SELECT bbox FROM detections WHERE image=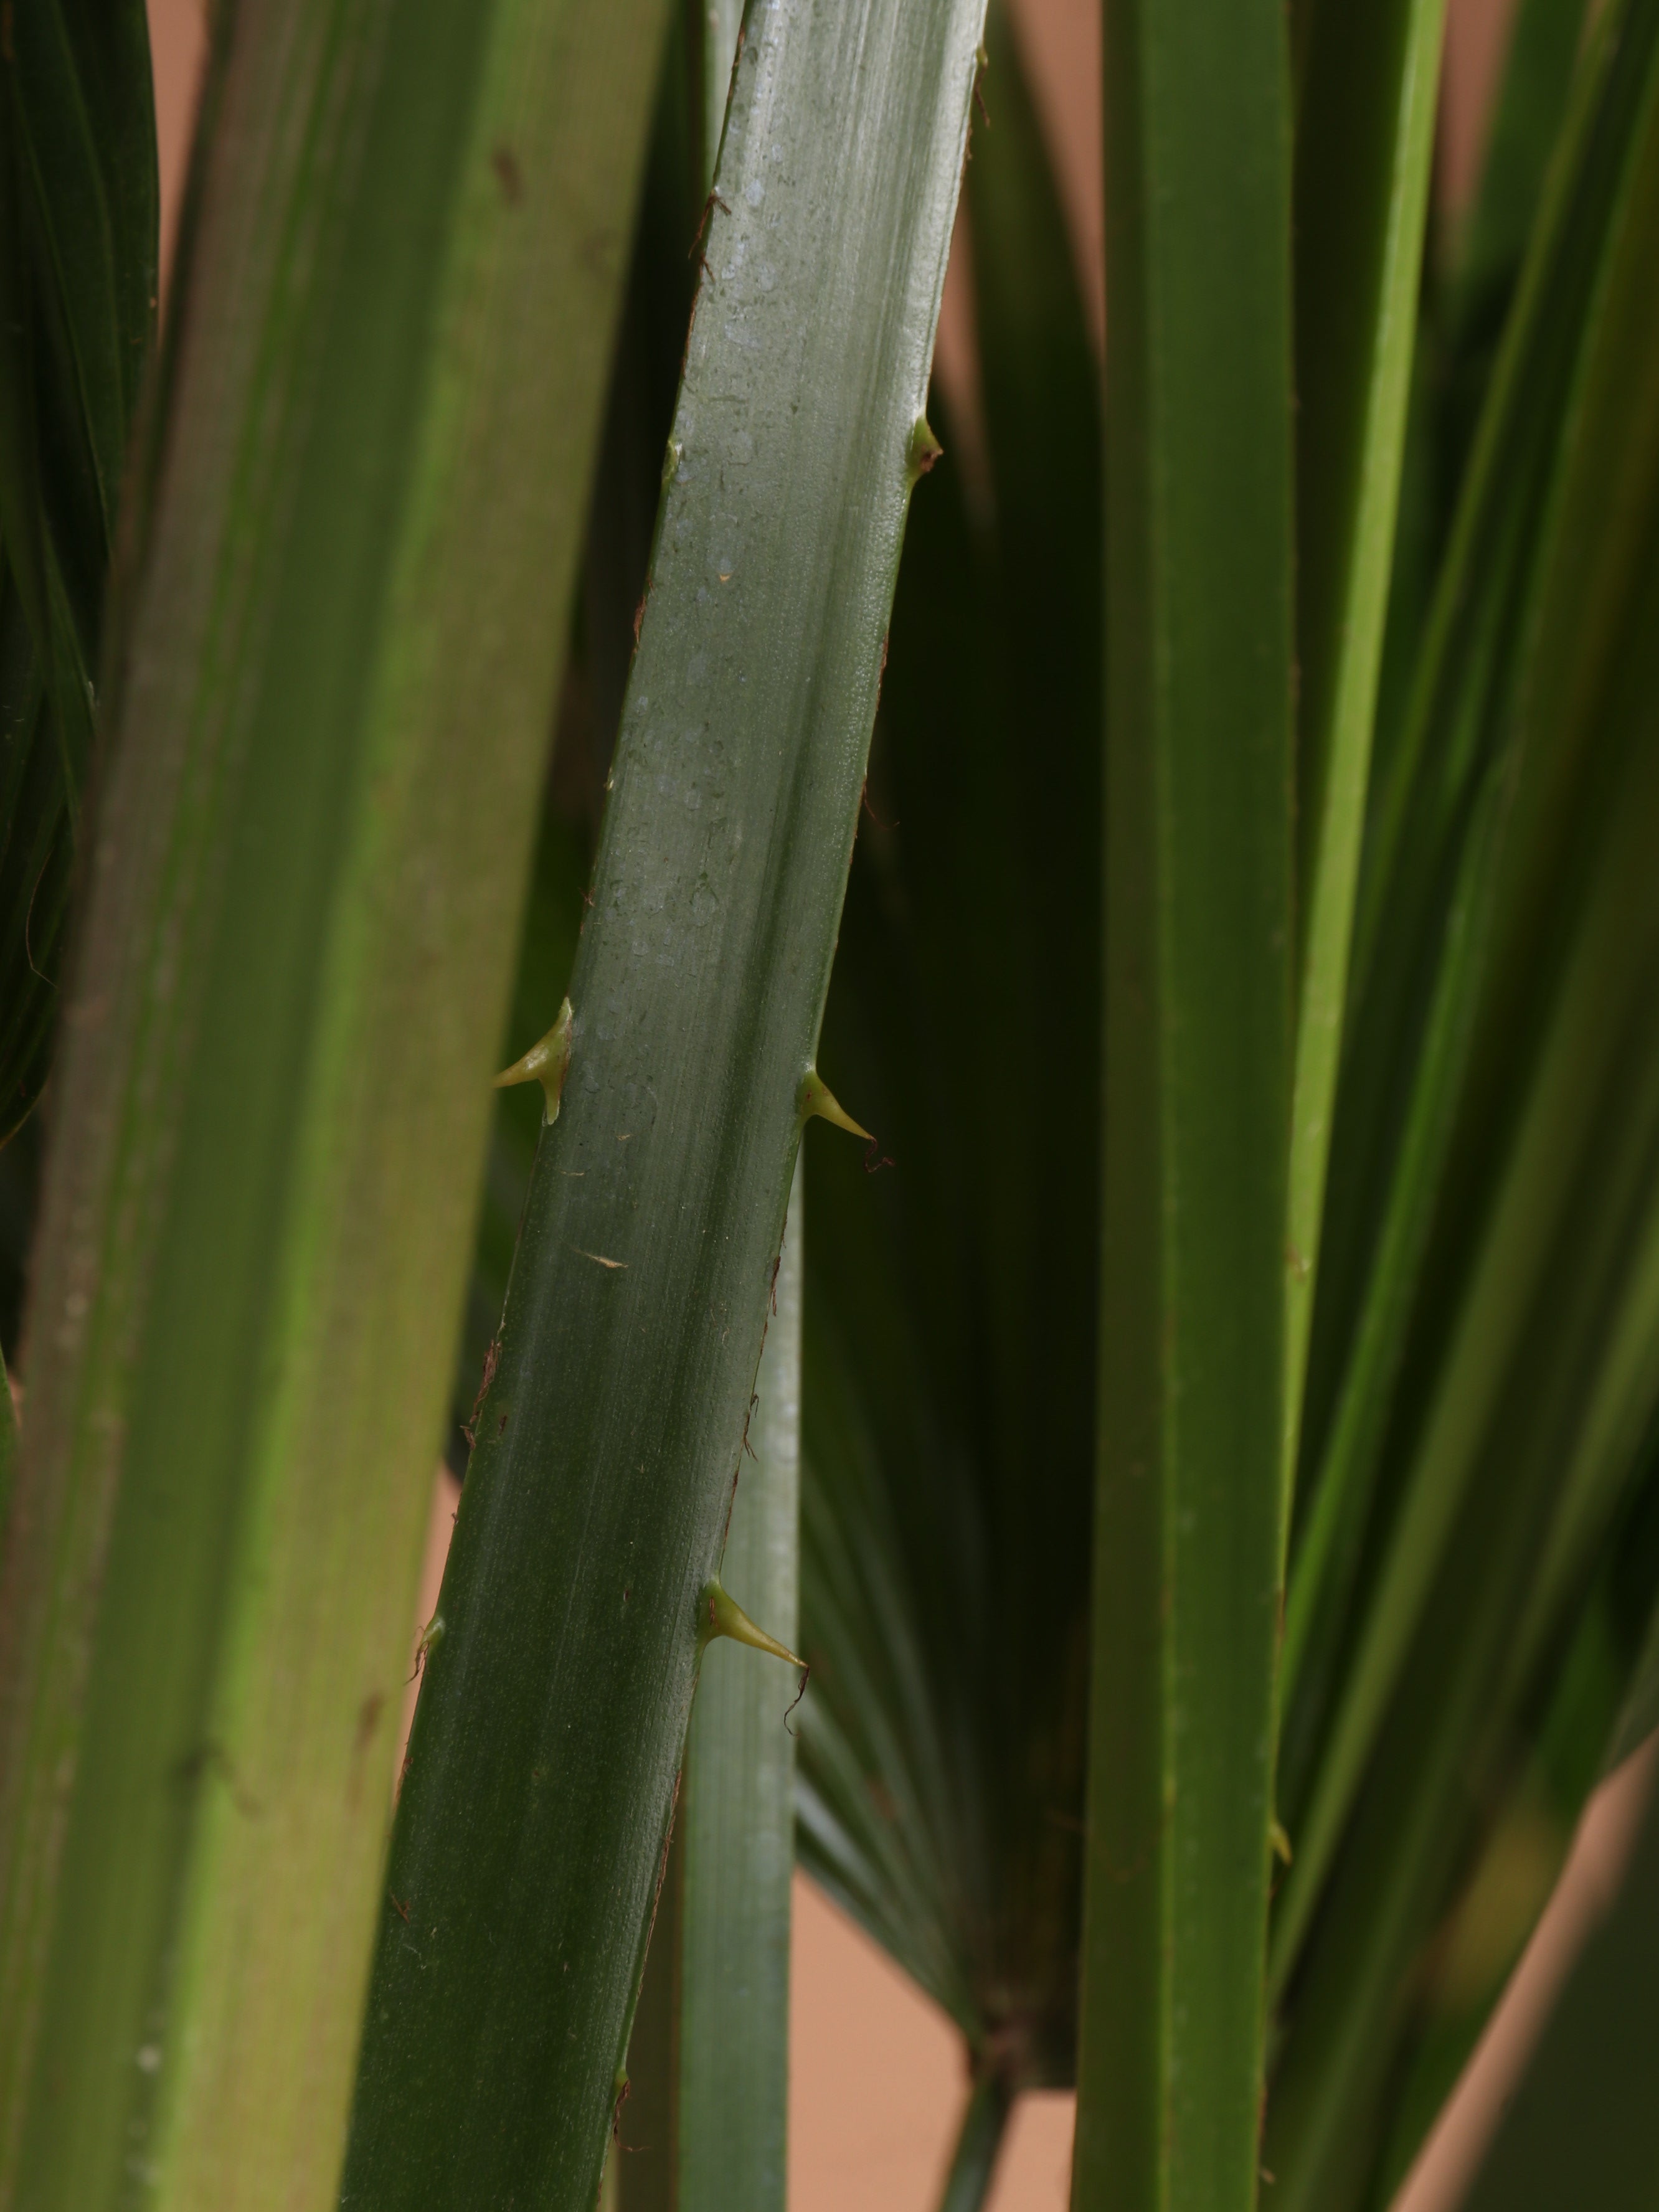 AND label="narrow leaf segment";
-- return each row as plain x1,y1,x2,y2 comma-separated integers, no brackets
1073,0,1293,2206
661,24,803,2210
1282,0,1447,1505
676,1160,804,2212
341,1,986,2205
